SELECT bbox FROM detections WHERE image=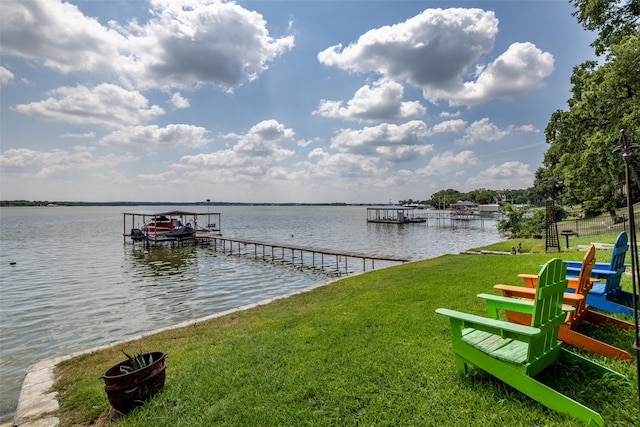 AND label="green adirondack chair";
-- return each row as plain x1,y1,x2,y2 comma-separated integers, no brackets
436,259,623,426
